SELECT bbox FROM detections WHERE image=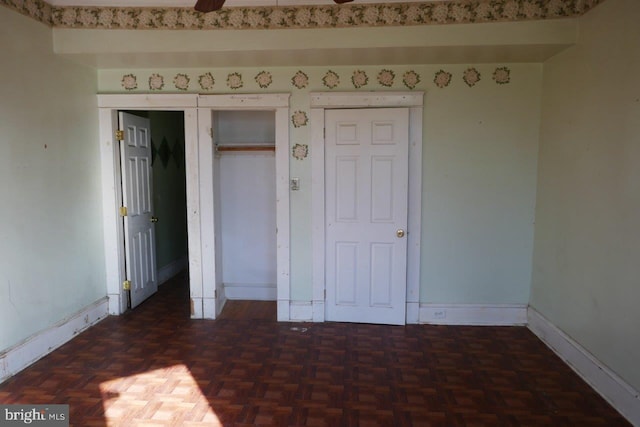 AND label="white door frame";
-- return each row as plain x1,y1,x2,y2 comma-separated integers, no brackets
310,91,424,324
97,93,291,320
196,94,291,320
